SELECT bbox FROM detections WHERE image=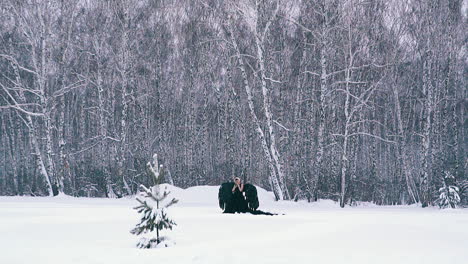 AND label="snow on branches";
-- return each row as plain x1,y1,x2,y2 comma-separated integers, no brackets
130,154,178,248
436,172,460,209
